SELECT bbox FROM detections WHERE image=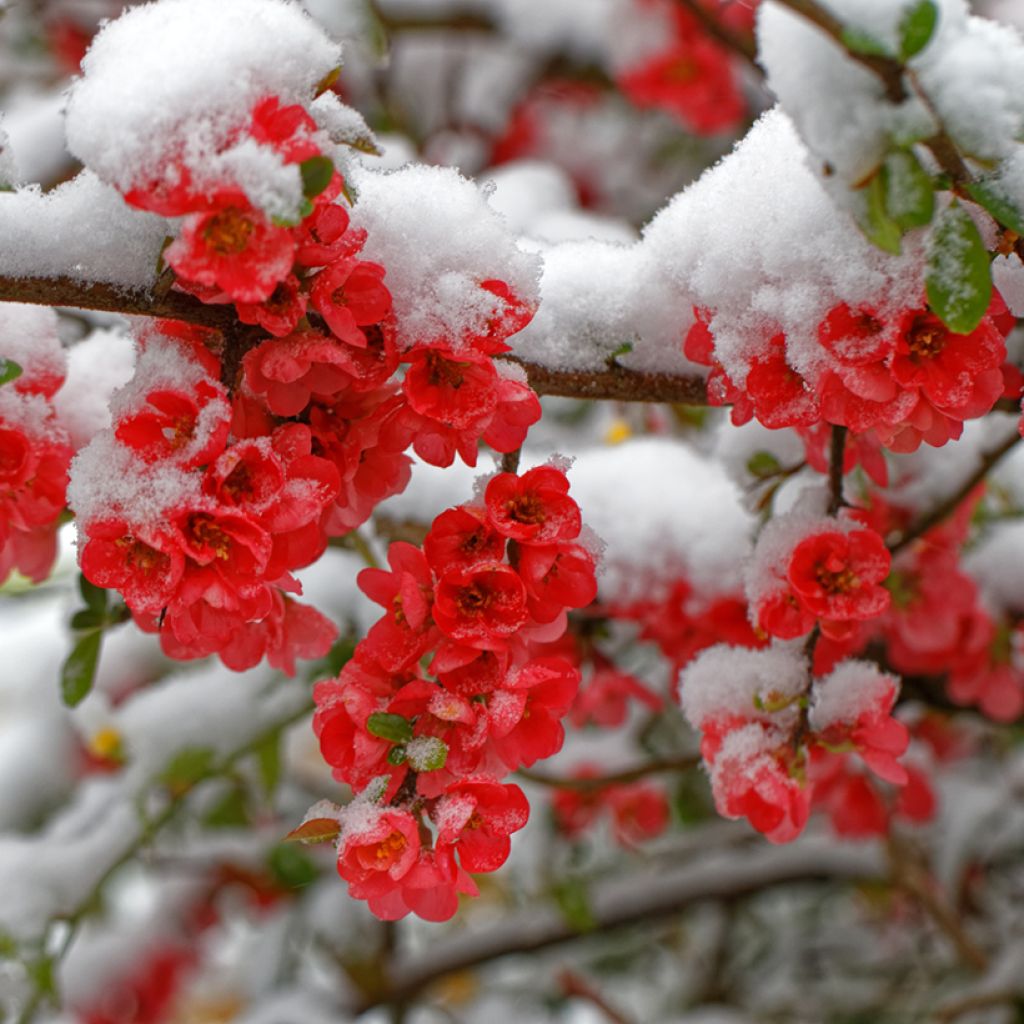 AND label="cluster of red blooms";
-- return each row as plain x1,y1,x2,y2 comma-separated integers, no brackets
683,650,917,843
747,511,892,643
843,492,1024,722
686,293,1018,461
311,464,599,920
74,92,540,672
614,0,752,135
551,764,669,847
0,329,73,589
75,326,339,673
